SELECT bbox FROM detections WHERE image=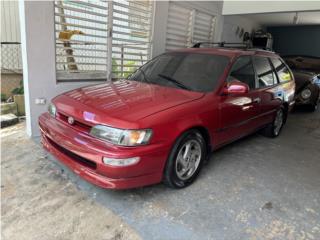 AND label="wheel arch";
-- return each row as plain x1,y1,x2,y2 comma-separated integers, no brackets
169,125,212,157
162,125,212,188
189,126,212,154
